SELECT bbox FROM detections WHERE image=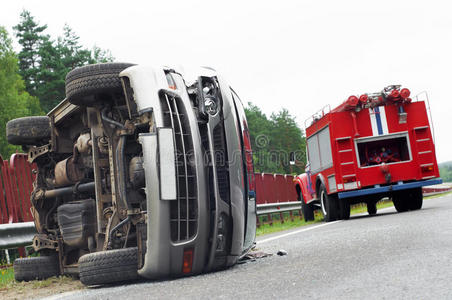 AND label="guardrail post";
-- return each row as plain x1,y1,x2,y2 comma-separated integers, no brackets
273,174,283,223
4,249,10,264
